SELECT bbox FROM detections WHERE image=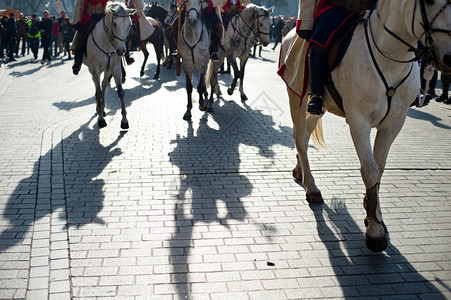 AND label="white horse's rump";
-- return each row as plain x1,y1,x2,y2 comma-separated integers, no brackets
84,2,135,129
279,0,450,252
207,4,273,101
